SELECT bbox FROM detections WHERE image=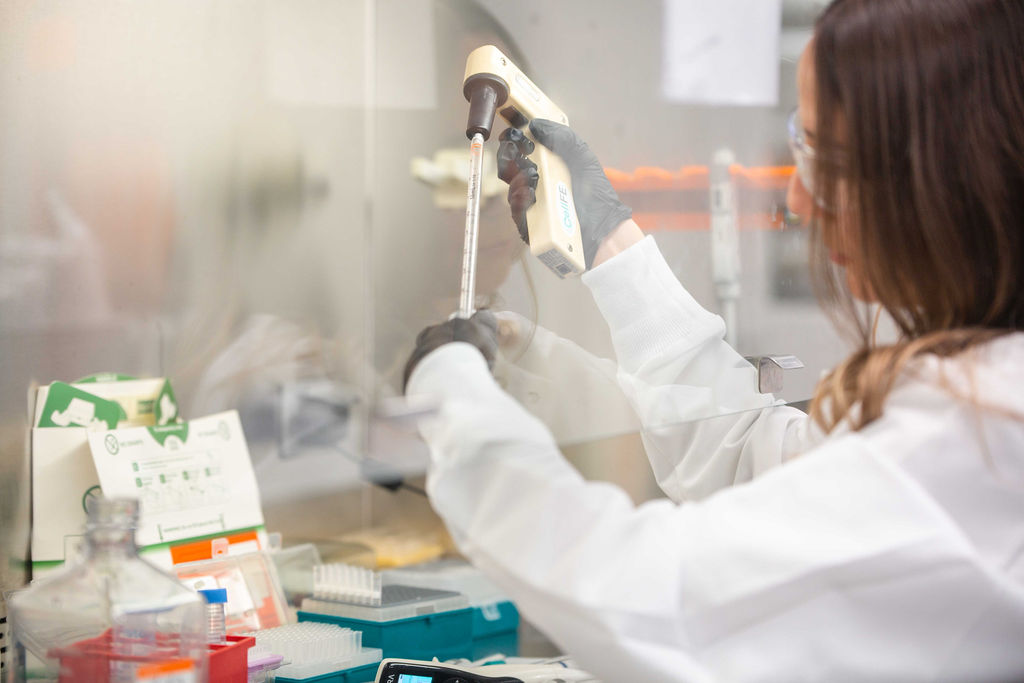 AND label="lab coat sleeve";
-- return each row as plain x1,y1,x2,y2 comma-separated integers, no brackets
582,236,822,501
407,343,988,683
408,342,713,681
493,311,640,444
